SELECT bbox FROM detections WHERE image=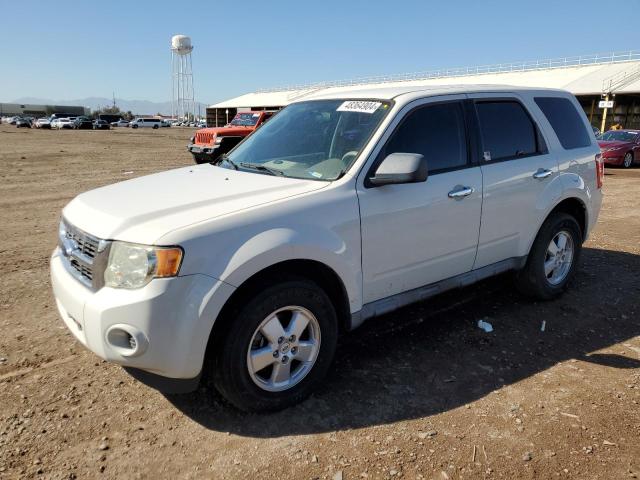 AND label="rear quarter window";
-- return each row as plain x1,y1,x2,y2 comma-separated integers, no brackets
534,97,591,149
